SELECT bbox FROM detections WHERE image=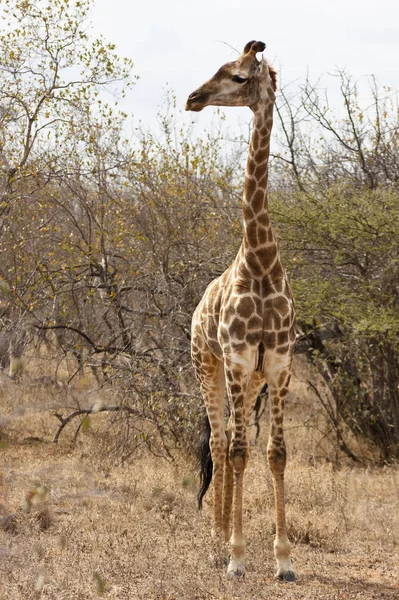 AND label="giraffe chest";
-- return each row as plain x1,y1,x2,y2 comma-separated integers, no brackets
227,271,294,335
194,271,295,362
